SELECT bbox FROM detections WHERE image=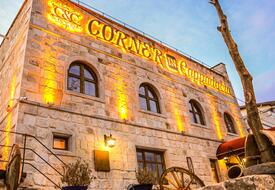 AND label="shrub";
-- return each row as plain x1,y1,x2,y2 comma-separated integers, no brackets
61,159,95,186
136,169,156,184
